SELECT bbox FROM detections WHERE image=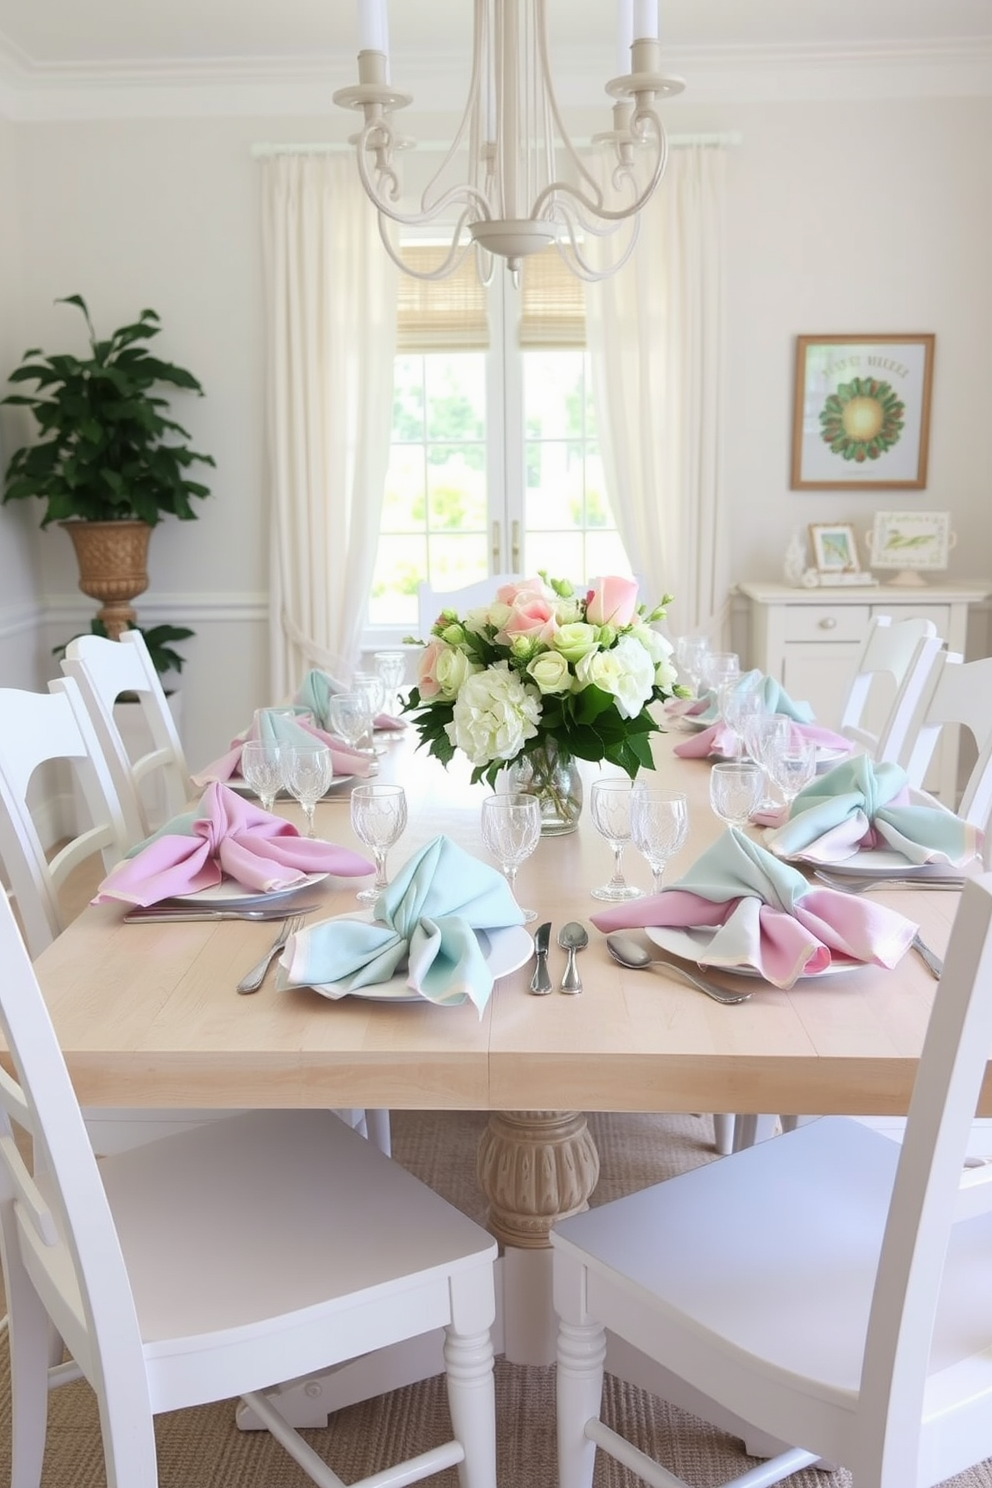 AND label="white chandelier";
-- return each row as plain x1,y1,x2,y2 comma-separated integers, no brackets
333,0,684,282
